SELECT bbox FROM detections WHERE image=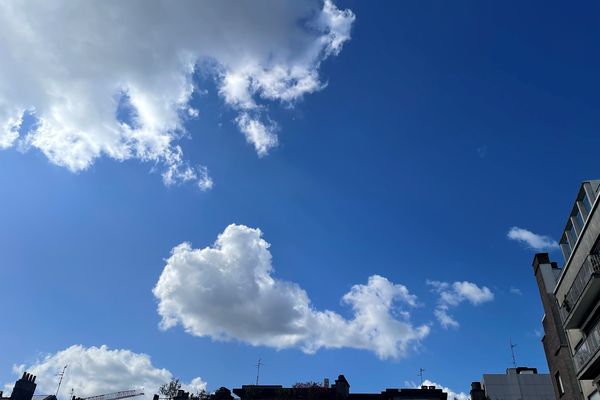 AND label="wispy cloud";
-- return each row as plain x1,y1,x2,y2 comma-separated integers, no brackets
427,280,494,329
507,227,559,251
509,286,523,296
476,146,487,158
